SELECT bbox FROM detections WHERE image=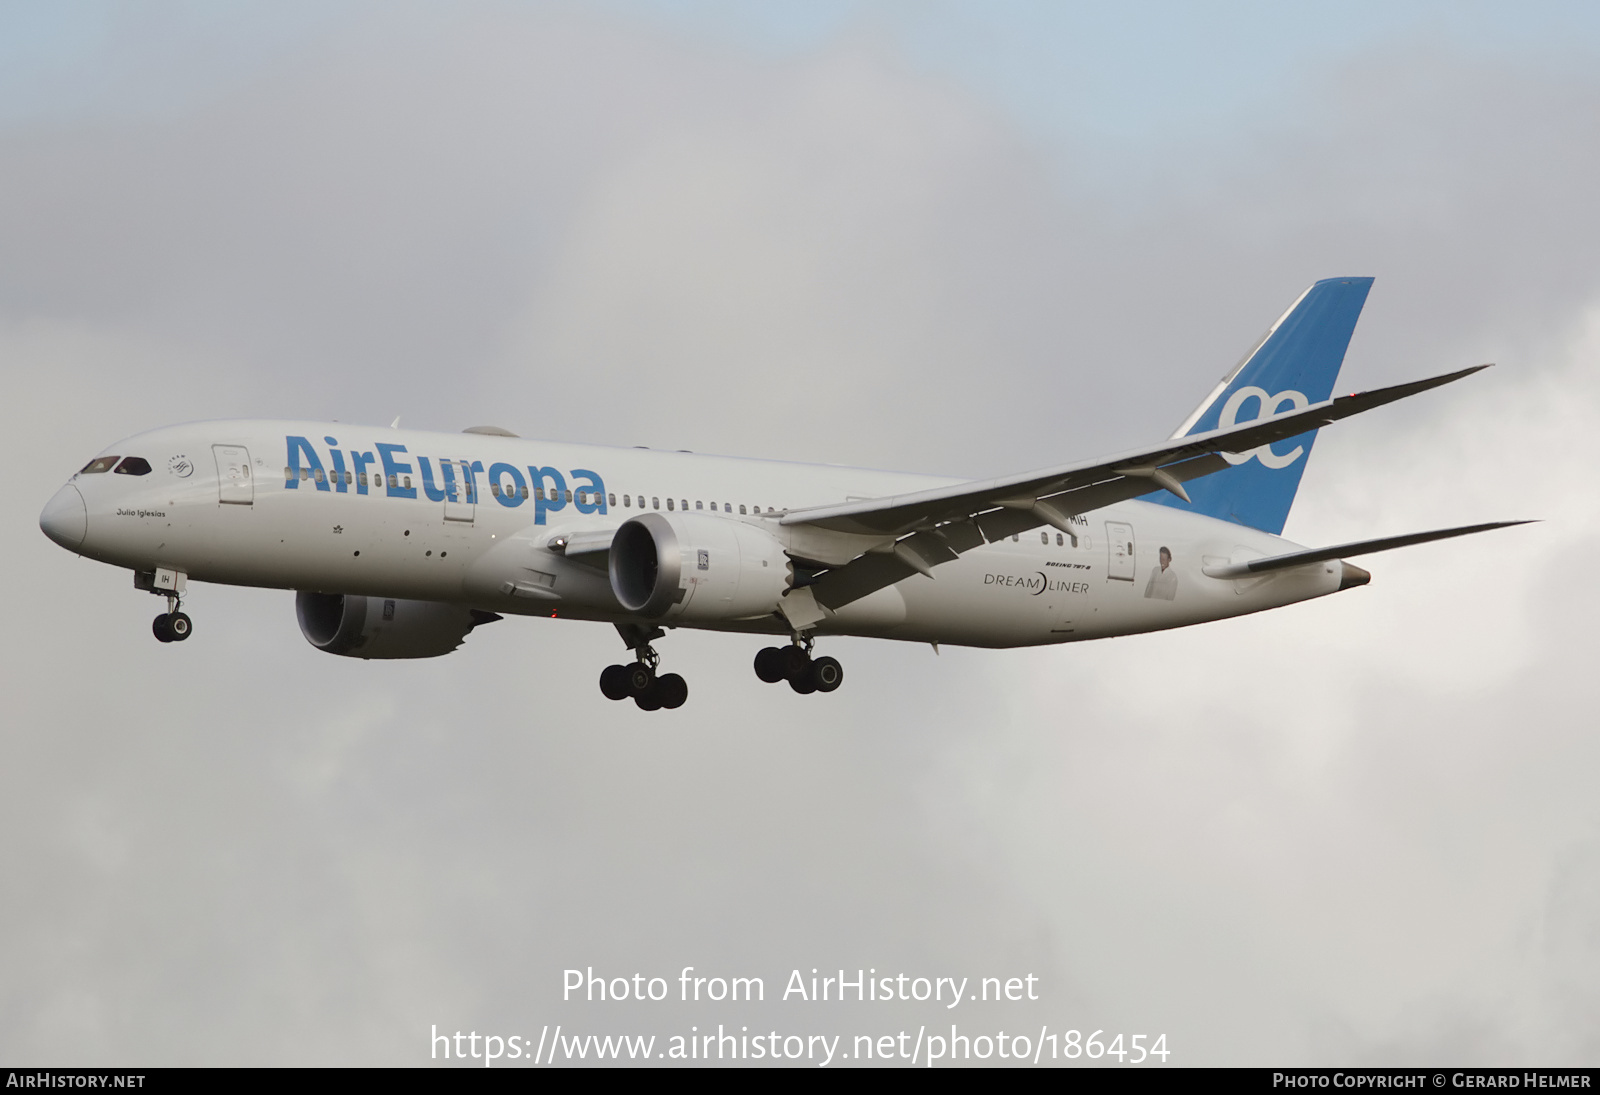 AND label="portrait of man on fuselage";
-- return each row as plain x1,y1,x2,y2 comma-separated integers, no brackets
1145,546,1177,601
